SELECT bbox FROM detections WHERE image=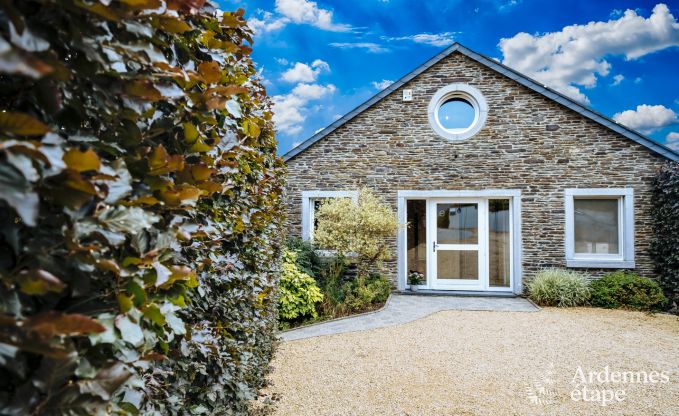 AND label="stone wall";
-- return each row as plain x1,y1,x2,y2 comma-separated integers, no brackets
283,51,667,287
